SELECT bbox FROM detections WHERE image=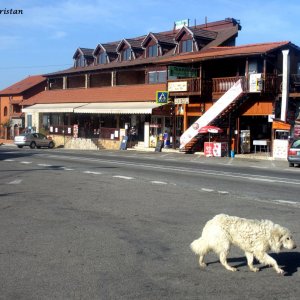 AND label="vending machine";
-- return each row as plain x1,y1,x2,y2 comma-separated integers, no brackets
240,130,251,153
